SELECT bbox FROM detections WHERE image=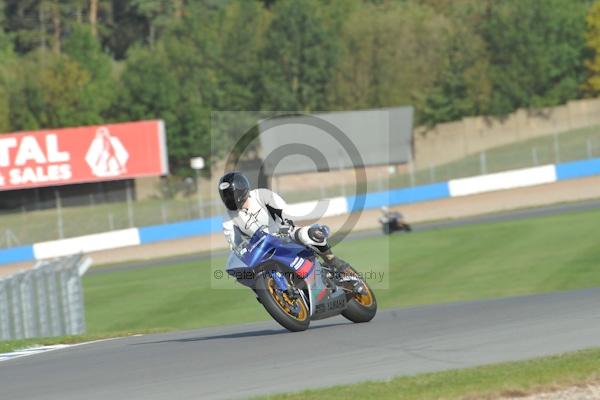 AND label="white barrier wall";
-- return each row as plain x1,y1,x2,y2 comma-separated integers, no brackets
285,196,348,220
33,229,140,260
448,165,557,197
